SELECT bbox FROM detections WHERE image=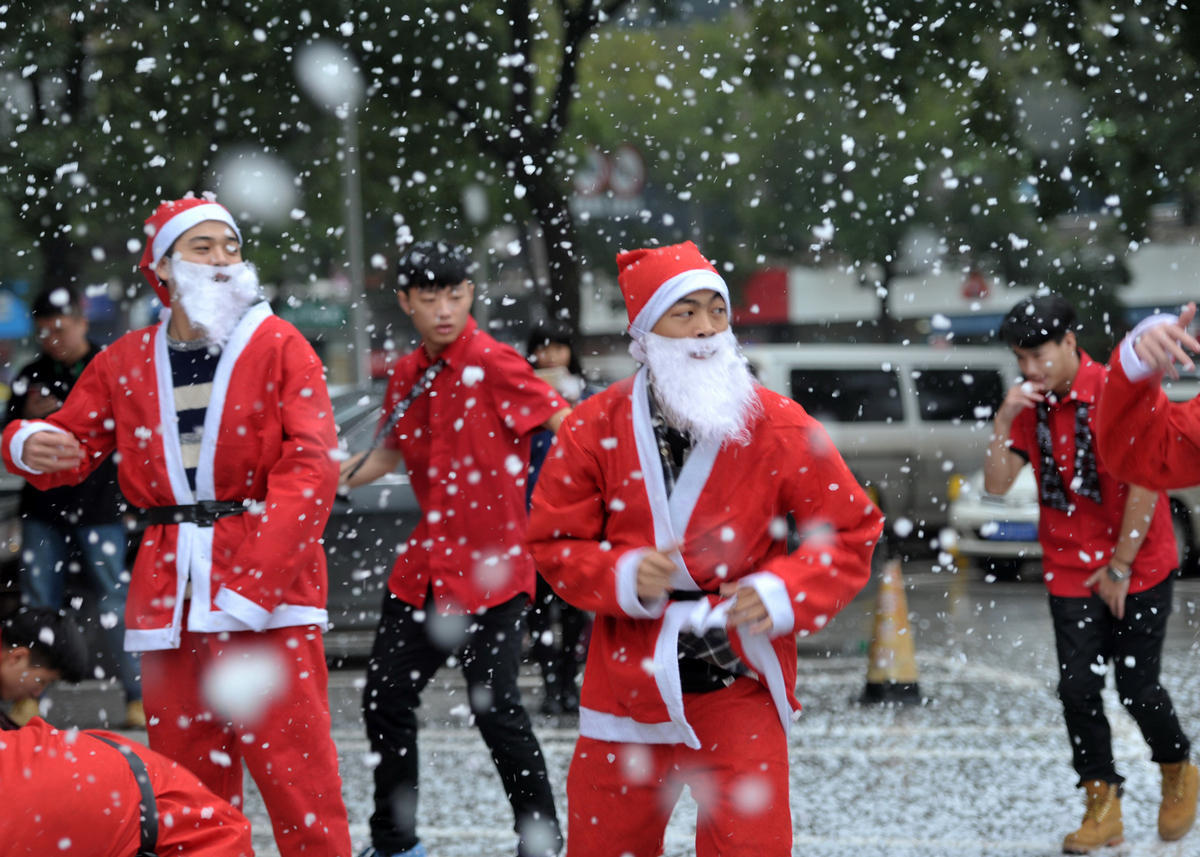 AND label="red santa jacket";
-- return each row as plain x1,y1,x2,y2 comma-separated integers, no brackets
527,370,882,747
1097,346,1200,490
2,303,338,650
0,717,252,856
